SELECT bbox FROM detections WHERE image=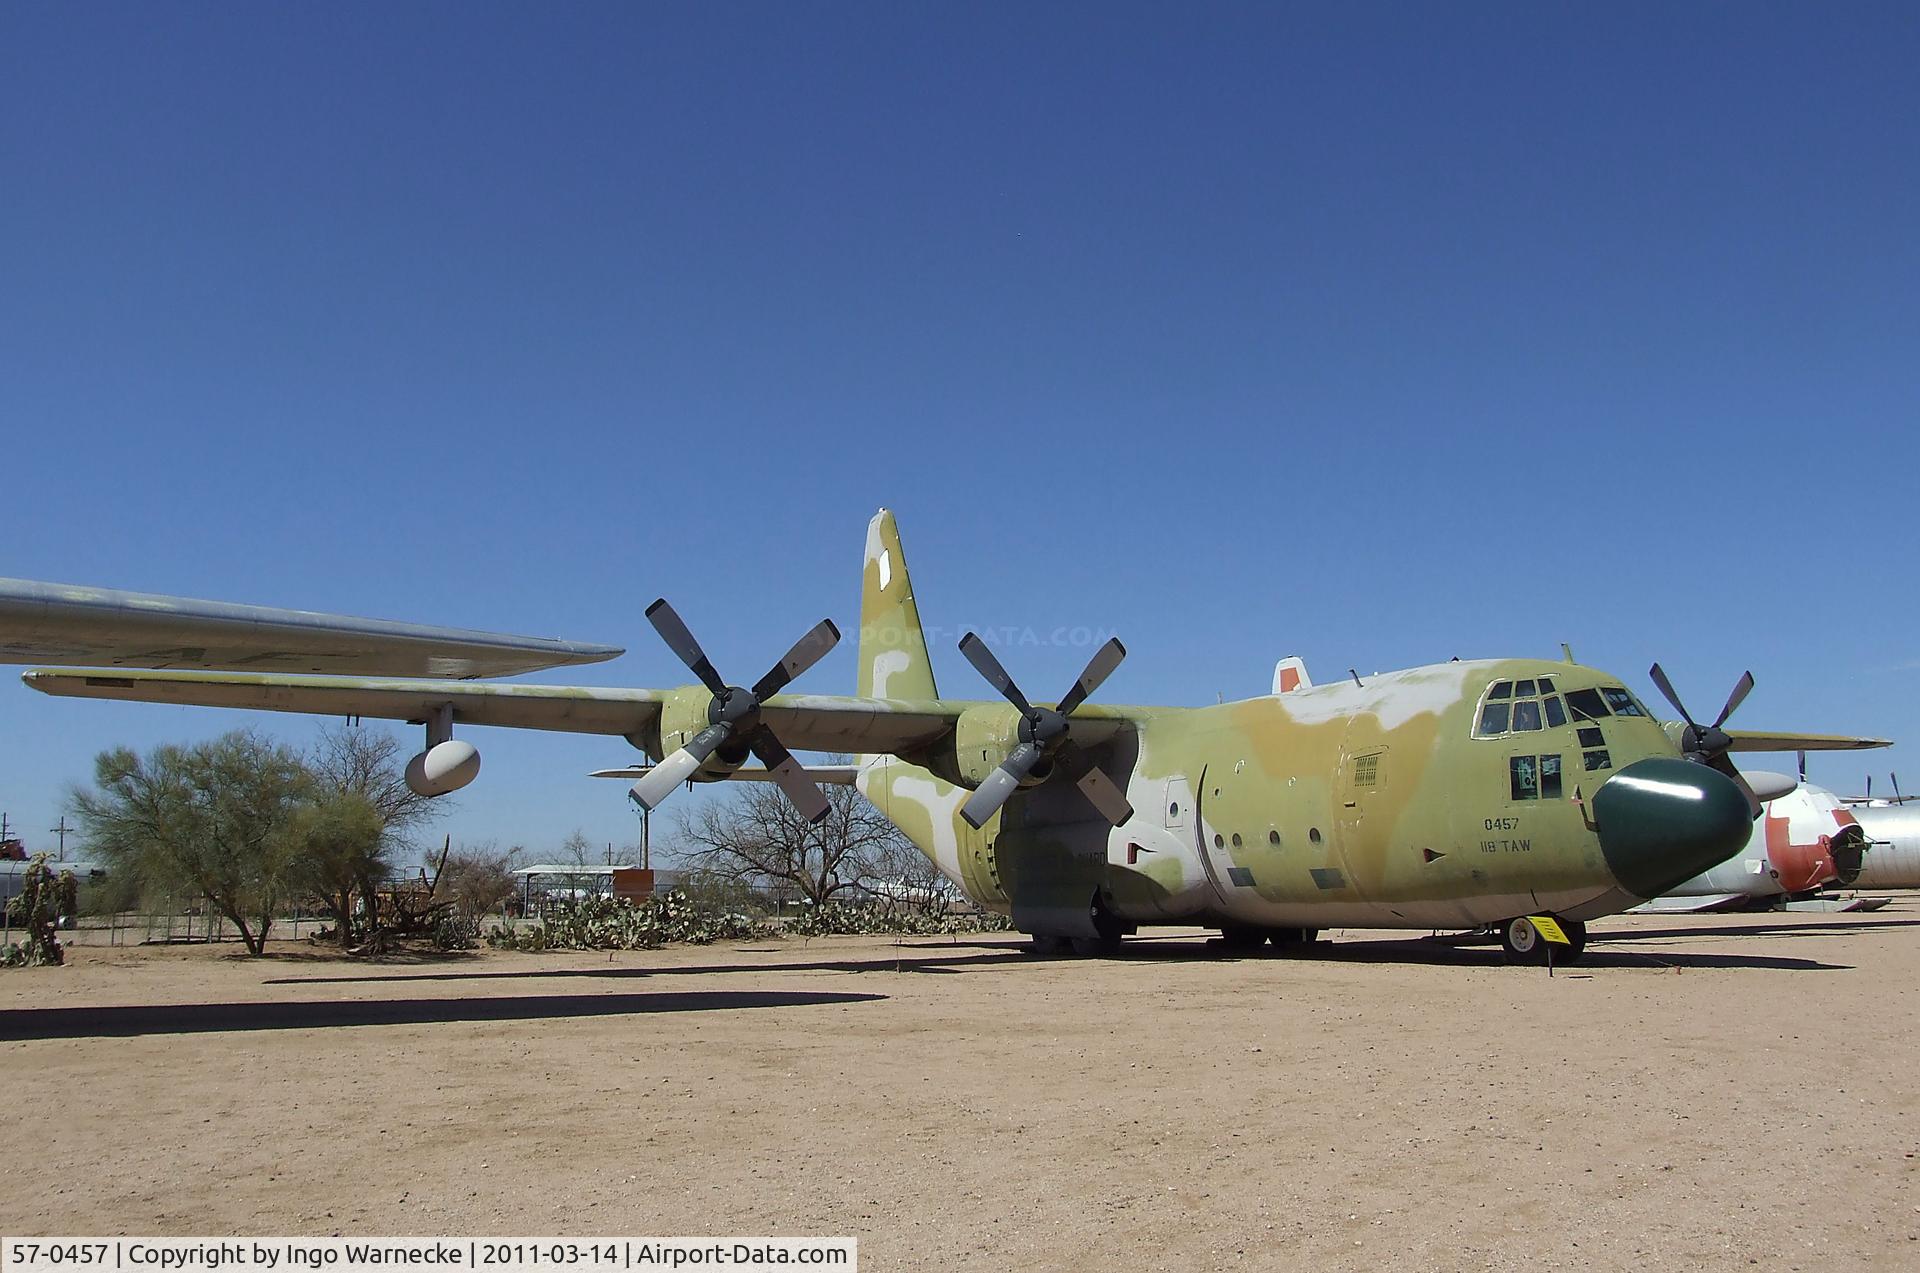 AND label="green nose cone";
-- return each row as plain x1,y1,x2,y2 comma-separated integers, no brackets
1592,757,1754,900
